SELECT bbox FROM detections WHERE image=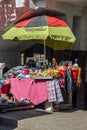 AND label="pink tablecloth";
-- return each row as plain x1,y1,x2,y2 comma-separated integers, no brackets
10,78,48,105
29,80,48,105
